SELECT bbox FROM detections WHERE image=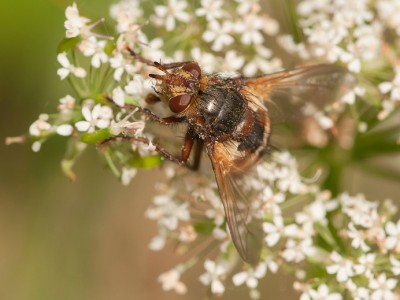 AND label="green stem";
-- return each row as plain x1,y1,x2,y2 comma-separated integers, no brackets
104,150,121,178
